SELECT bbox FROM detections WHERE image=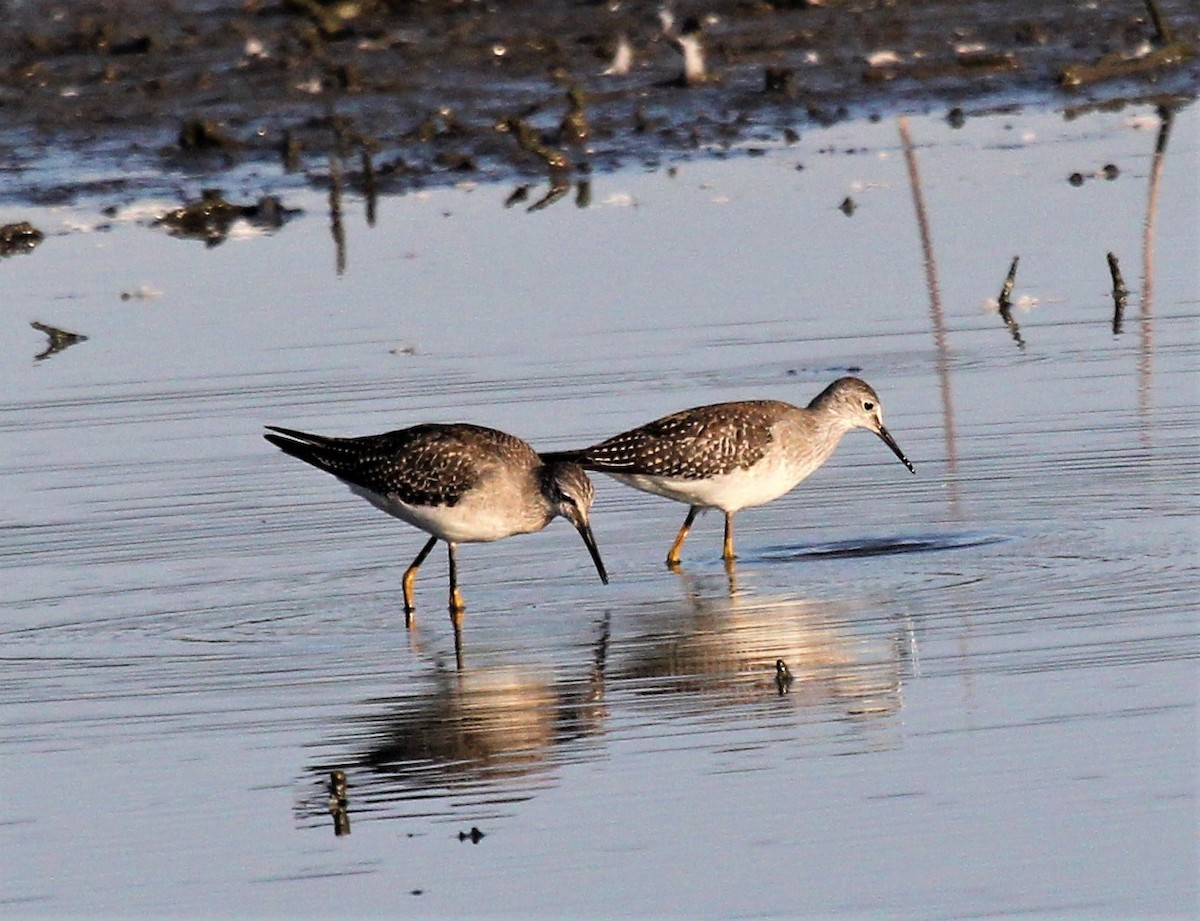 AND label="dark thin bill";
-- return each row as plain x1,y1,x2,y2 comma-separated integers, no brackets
876,424,916,474
576,521,609,584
